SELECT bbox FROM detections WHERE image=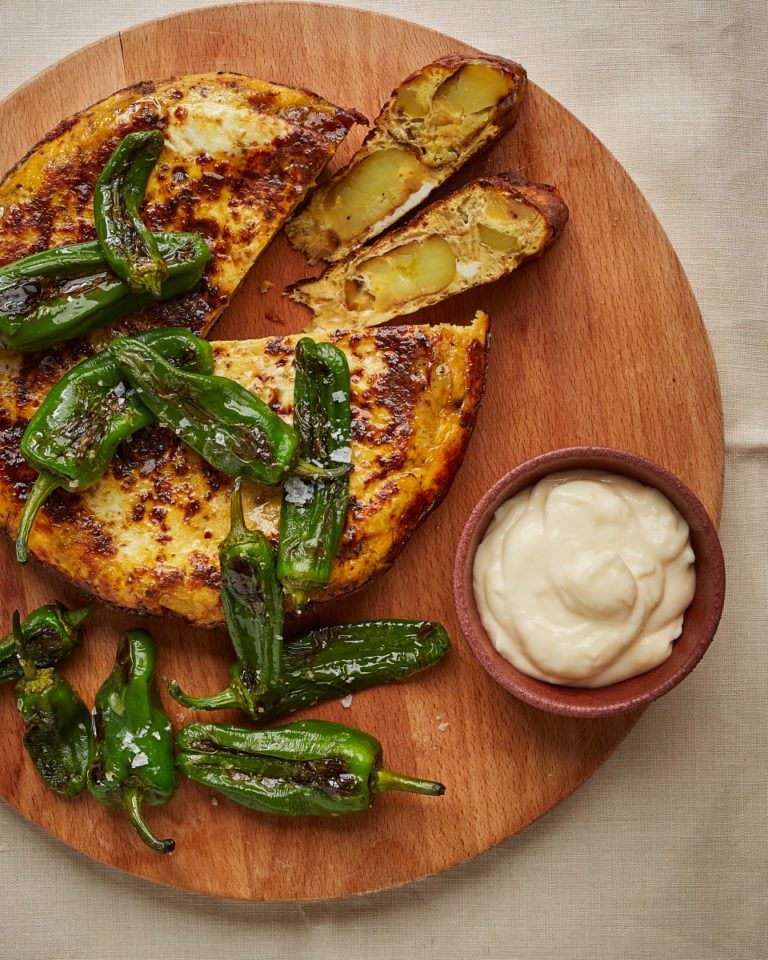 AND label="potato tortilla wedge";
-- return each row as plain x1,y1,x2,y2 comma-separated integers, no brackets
289,173,568,334
285,54,527,264
0,72,362,339
0,314,489,627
